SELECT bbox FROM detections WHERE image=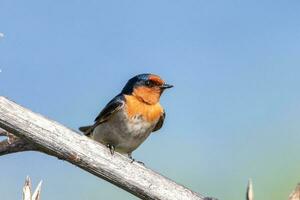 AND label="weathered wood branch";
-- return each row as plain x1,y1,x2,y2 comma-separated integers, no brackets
0,128,37,155
0,96,211,200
